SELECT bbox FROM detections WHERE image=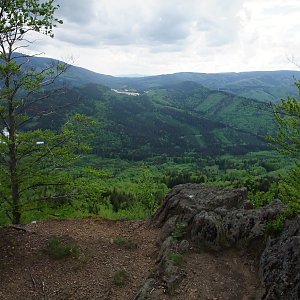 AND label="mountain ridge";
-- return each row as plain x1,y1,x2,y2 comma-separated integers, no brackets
18,54,300,103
